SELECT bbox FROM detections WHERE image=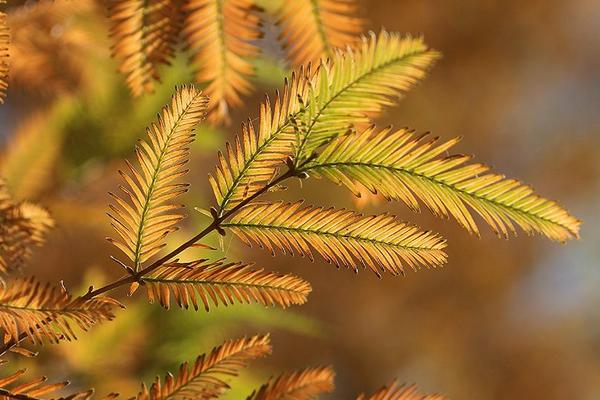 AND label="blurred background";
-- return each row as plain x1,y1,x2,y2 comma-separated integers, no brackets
1,0,599,398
